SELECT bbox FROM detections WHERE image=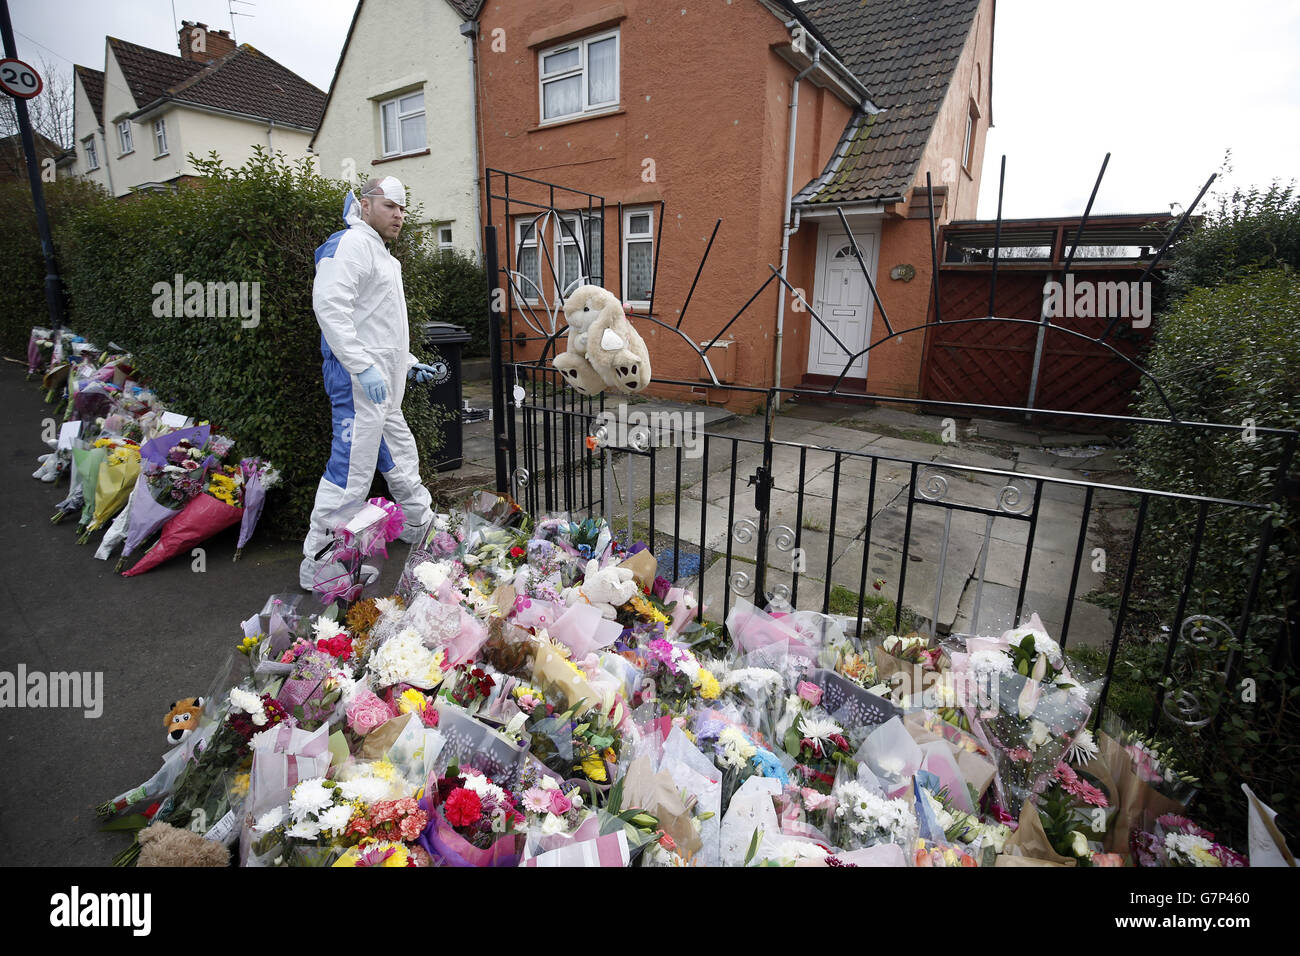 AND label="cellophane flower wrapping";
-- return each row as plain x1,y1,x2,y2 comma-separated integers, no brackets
120,492,243,576
951,619,1101,817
